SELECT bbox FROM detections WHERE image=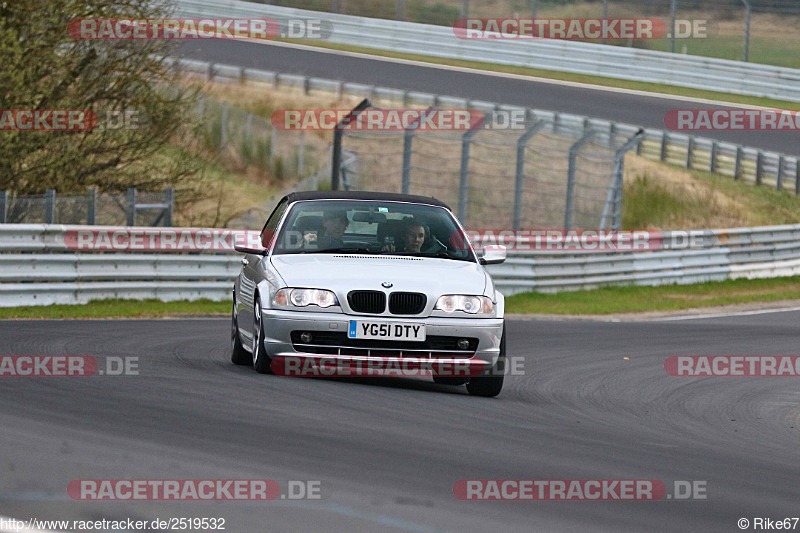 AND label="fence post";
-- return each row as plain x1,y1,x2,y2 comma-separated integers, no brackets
0,191,7,224
396,0,404,20
755,151,763,185
564,130,597,230
45,189,56,224
601,129,643,230
600,0,608,45
126,188,136,226
401,125,416,195
513,121,545,230
686,137,694,170
220,103,229,149
298,131,306,177
458,115,484,223
670,0,676,53
331,99,370,191
796,159,800,196
660,132,669,161
530,0,536,18
196,94,204,117
710,141,718,173
734,147,743,179
462,0,468,18
245,113,253,159
608,123,616,149
741,0,751,62
777,155,785,190
87,188,97,225
164,188,174,227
